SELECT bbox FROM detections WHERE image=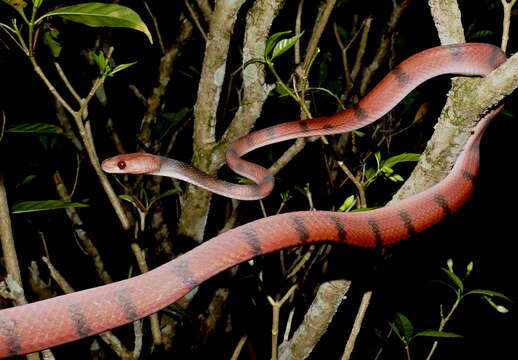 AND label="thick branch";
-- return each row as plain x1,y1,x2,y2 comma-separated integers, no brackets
221,0,286,156
192,0,246,154
178,0,284,241
427,0,465,44
278,280,351,360
393,2,518,201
